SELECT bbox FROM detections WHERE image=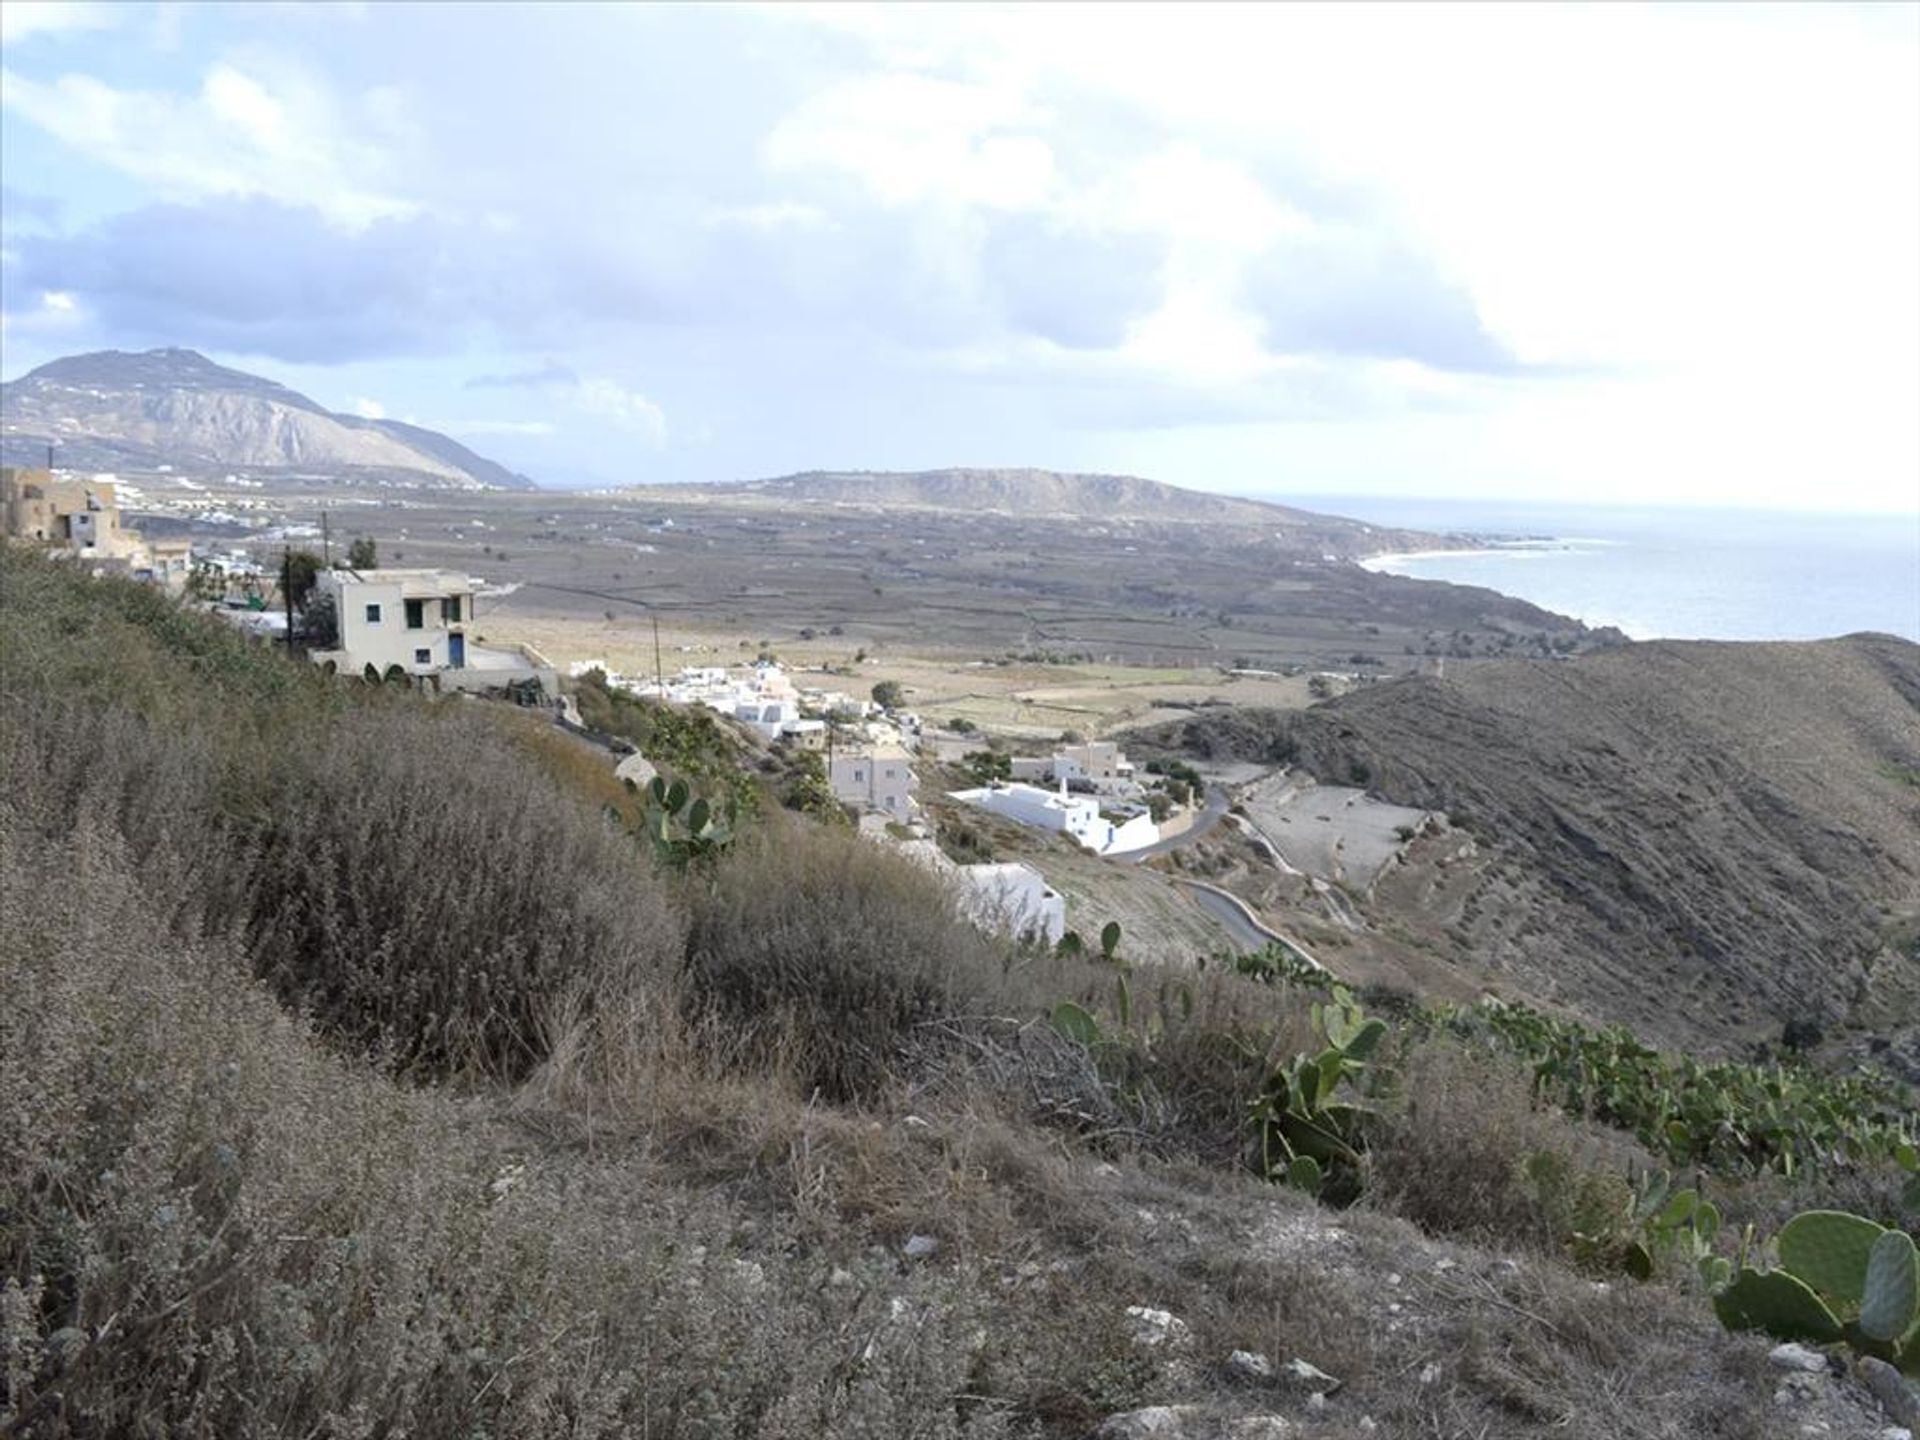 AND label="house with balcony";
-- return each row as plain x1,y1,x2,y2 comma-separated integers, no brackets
309,568,557,699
